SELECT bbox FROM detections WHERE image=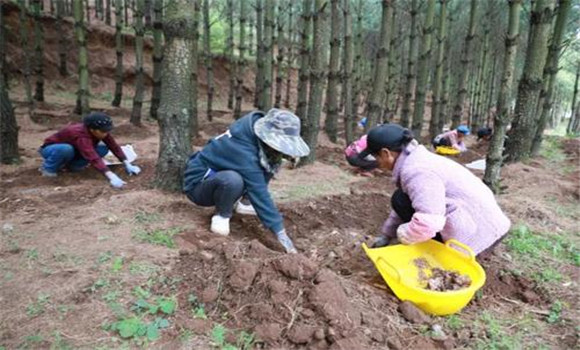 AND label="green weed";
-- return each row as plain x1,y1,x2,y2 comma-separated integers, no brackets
539,137,566,164
109,316,169,343
506,225,579,265
51,331,72,350
132,227,180,248
129,261,160,277
97,251,114,264
133,211,162,225
26,248,39,261
547,301,564,324
237,331,255,350
475,312,522,350
446,314,464,330
89,278,110,293
111,257,124,273
533,268,563,283
26,294,51,317
188,294,207,319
